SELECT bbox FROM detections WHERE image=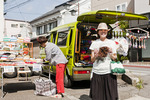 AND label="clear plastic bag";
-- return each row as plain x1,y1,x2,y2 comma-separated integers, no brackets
114,38,129,56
